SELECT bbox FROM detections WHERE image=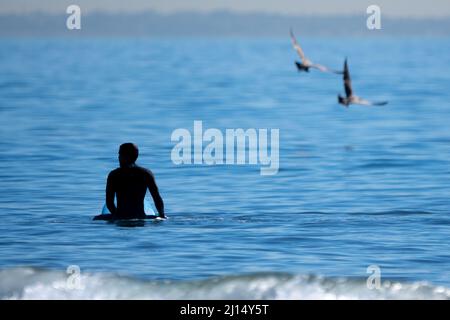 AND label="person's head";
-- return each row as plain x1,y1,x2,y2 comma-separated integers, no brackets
118,143,139,167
